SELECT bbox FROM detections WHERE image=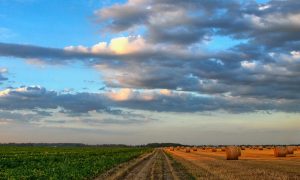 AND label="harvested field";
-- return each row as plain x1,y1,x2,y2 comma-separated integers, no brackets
166,148,300,179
